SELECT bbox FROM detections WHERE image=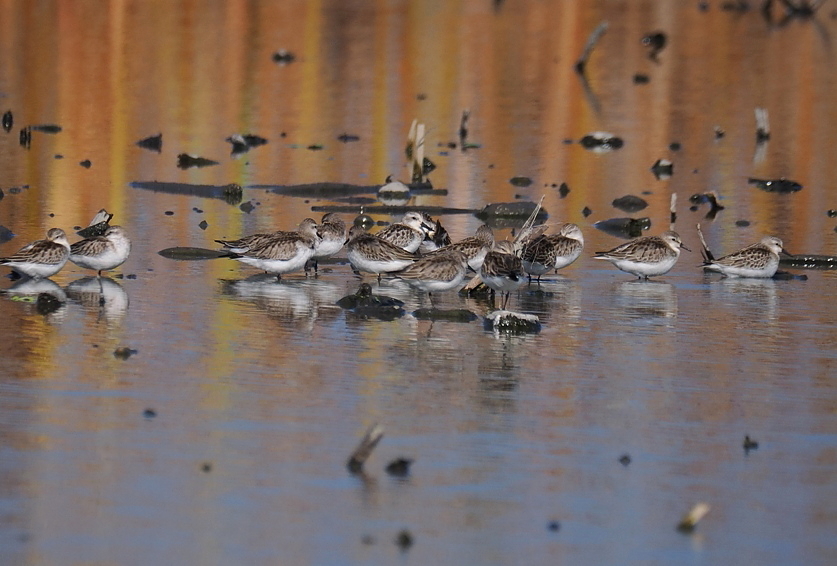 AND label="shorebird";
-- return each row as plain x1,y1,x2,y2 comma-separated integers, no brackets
227,219,320,280
593,230,689,279
521,223,584,282
69,225,132,276
0,228,71,279
481,240,525,309
346,226,417,281
702,236,787,278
